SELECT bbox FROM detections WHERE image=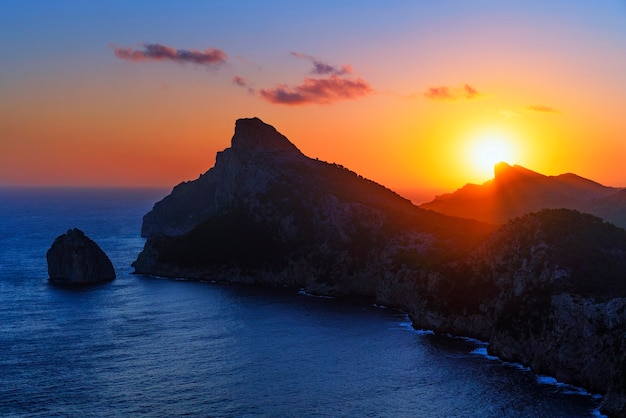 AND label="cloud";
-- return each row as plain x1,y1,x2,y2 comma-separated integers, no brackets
113,44,371,106
290,52,352,76
424,86,454,100
232,75,247,87
463,84,479,99
424,84,481,101
258,53,372,105
232,76,255,95
527,105,559,114
112,43,227,67
259,74,372,105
